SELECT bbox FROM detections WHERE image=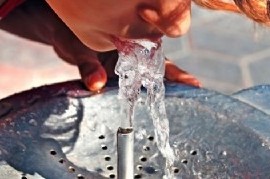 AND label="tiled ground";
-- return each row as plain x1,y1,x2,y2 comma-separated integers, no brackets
1,4,270,98
164,5,270,94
